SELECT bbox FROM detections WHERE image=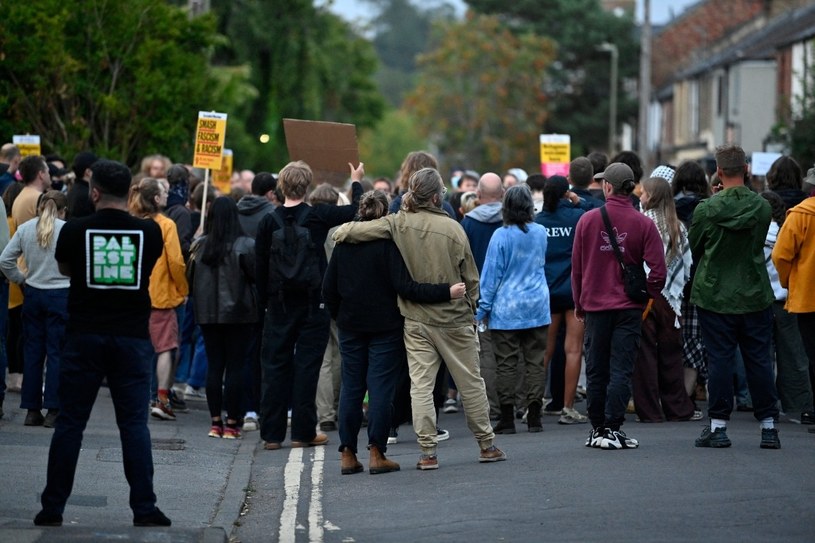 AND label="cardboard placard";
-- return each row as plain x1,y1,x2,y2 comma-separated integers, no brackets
283,119,358,186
